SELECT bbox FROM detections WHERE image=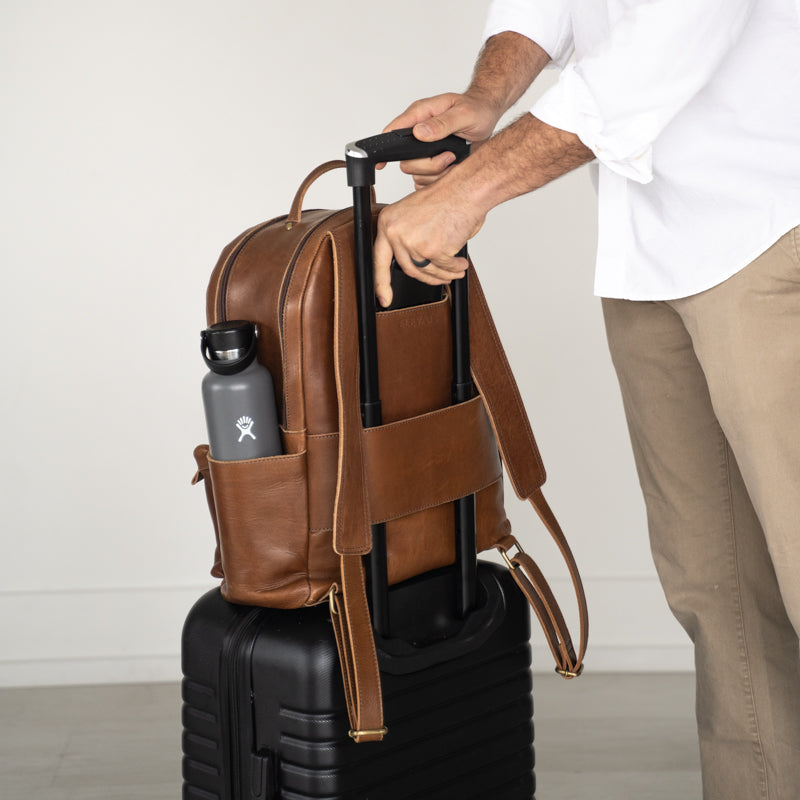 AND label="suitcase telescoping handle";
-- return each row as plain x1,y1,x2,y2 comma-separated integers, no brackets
345,128,470,187
345,130,475,638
